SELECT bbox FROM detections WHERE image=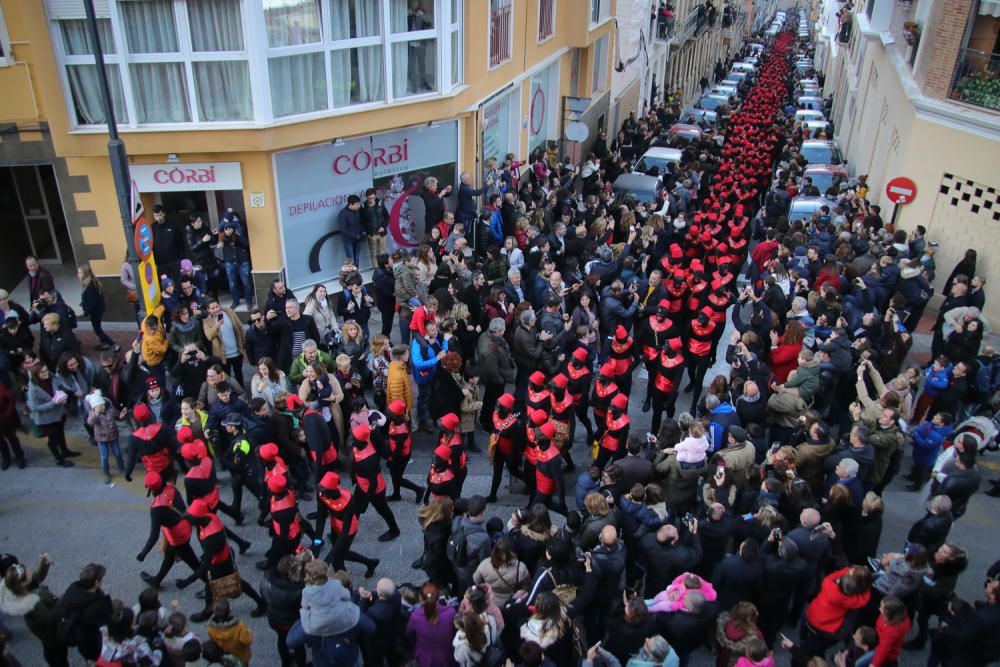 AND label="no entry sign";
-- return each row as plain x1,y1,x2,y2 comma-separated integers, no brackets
885,177,917,205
